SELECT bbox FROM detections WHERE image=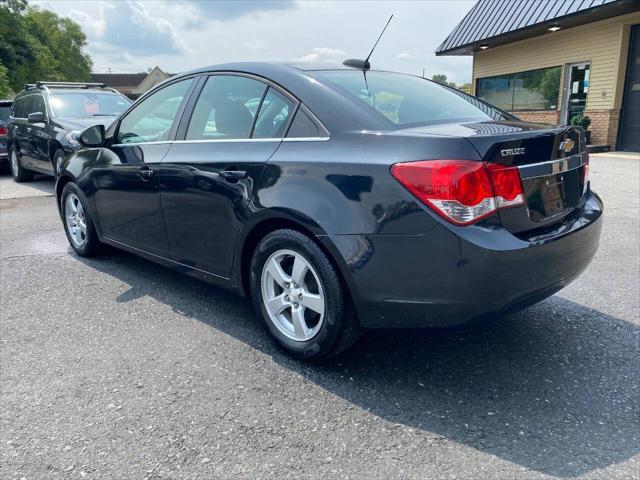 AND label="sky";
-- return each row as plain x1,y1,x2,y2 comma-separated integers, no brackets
33,0,476,85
